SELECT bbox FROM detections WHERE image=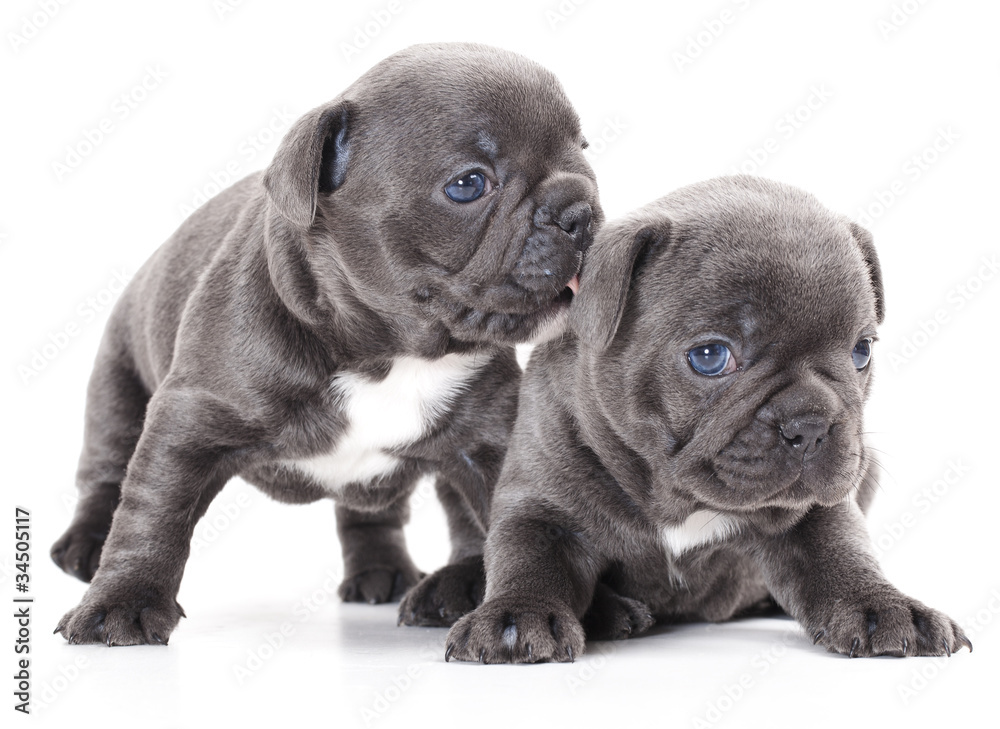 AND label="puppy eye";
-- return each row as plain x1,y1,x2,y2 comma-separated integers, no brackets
852,338,873,370
444,172,488,202
688,343,734,377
